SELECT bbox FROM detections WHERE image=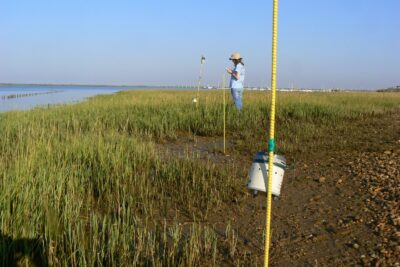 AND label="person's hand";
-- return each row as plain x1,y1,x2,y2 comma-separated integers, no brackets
226,67,232,74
